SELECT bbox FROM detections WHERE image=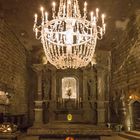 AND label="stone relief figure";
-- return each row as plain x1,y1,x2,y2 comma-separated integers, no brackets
112,92,119,115
43,75,51,100
119,90,127,116
87,78,94,100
